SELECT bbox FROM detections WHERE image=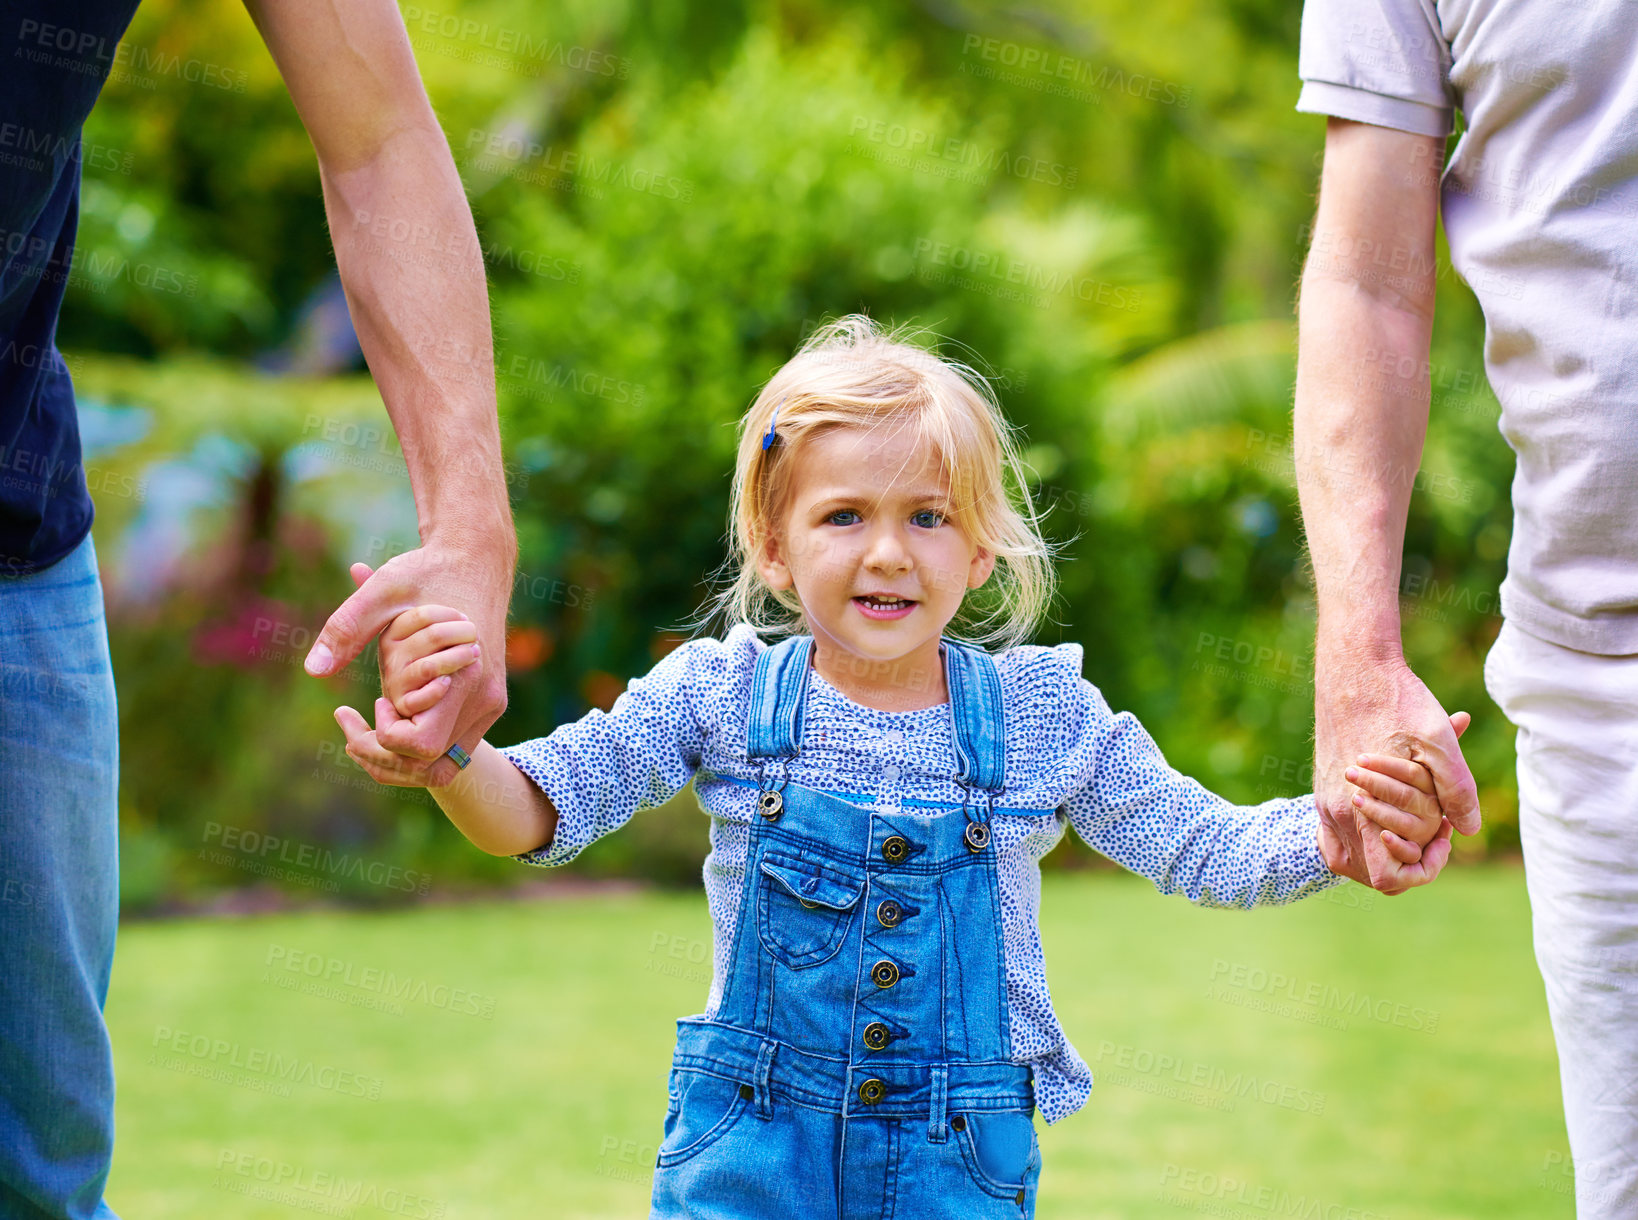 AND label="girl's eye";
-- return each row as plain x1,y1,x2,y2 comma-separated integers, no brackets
827,510,860,526
911,510,944,528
